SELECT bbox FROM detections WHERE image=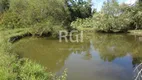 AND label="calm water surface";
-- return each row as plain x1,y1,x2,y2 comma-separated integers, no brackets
12,33,142,80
